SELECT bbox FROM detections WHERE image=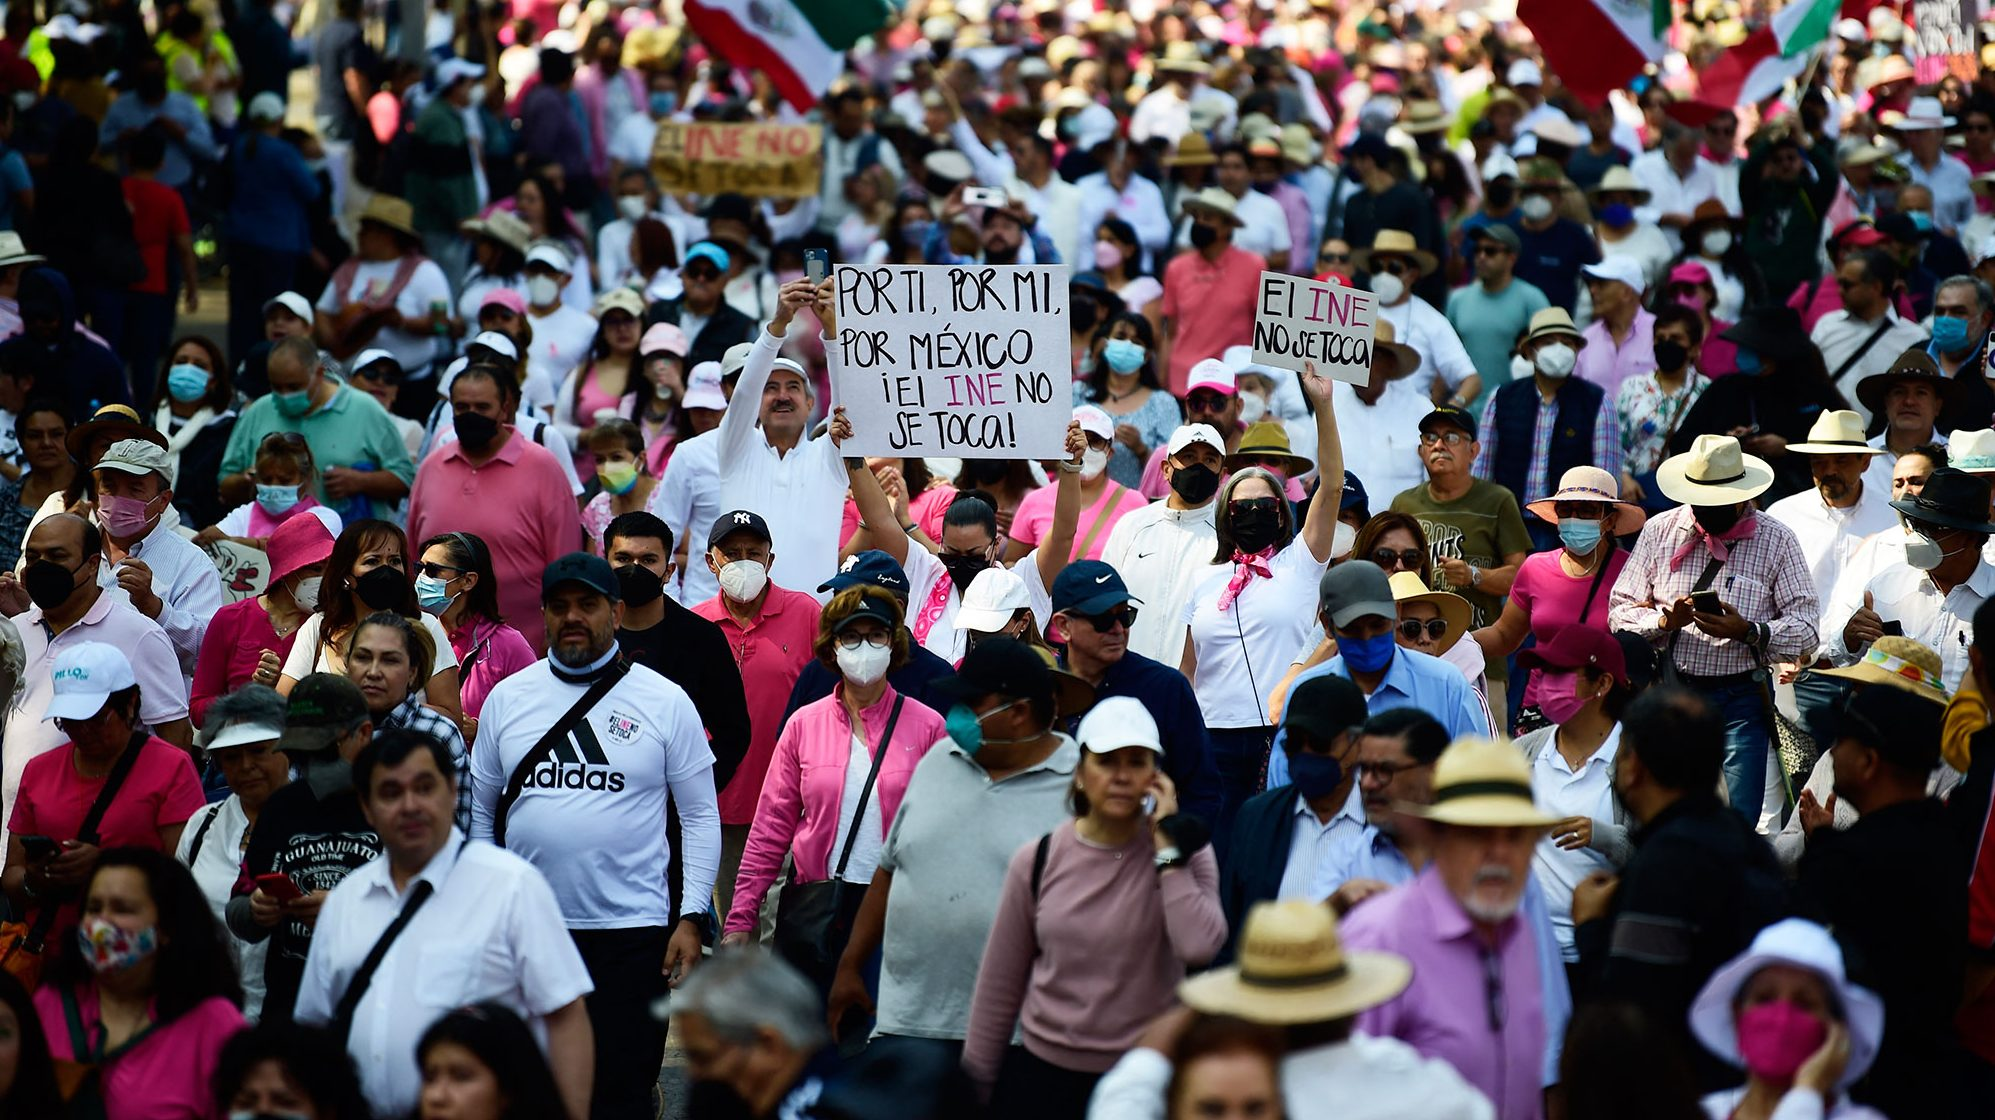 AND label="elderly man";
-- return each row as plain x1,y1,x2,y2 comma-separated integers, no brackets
1331,321,1431,507
1103,425,1225,663
1573,257,1656,397
1816,250,1929,415
218,335,415,521
1360,229,1480,407
1856,350,1951,495
1607,435,1819,824
1473,309,1621,550
1932,276,1995,433
656,346,743,604
75,438,222,678
1340,736,1560,1120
